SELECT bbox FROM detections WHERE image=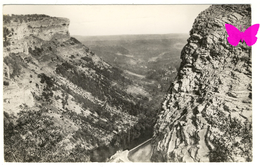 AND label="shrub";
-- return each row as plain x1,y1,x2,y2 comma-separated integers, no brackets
4,53,25,78
3,27,11,47
3,81,9,86
29,47,43,57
